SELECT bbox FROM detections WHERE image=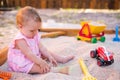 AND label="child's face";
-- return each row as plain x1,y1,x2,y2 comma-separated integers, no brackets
20,20,41,38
